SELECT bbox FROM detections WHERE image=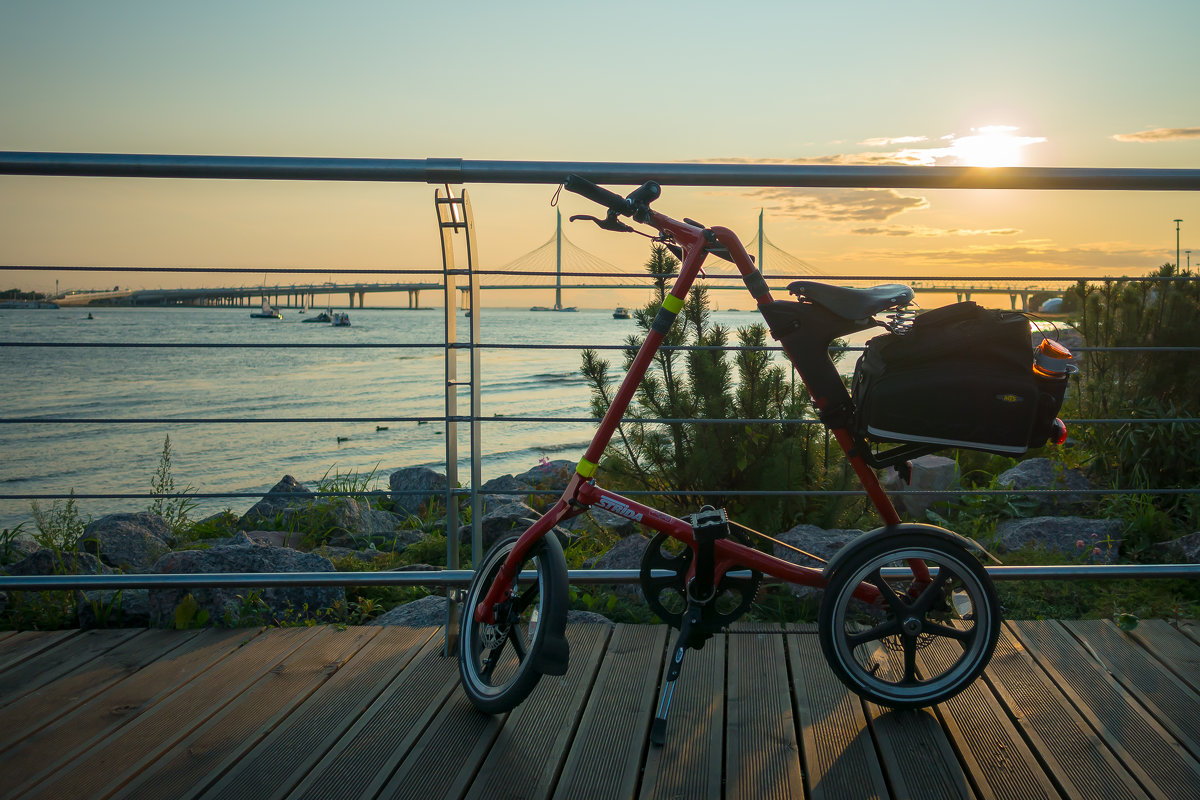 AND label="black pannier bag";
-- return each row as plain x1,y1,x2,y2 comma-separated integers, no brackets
851,302,1069,455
